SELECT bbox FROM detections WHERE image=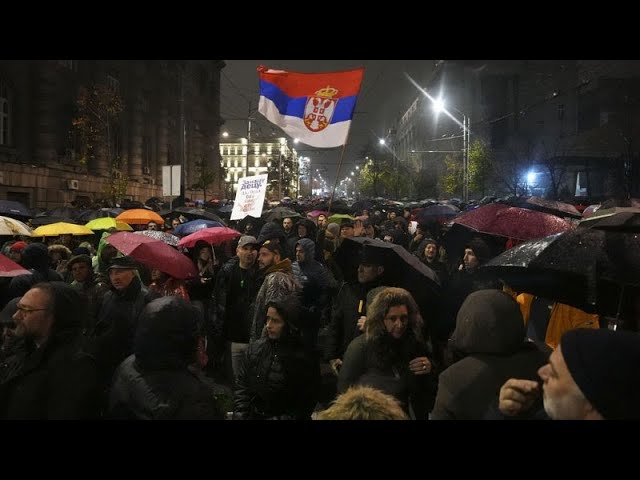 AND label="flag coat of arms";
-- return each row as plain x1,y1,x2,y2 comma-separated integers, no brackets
257,65,365,148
